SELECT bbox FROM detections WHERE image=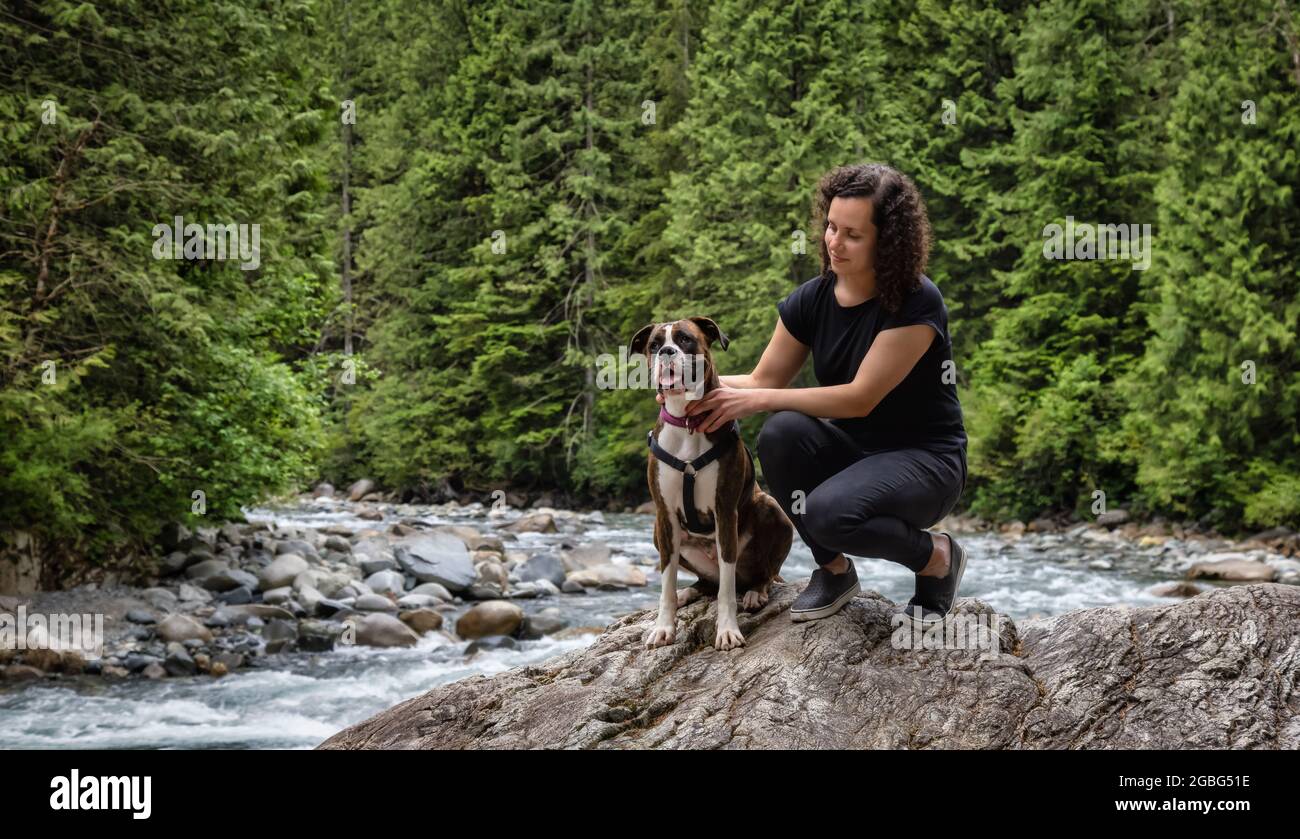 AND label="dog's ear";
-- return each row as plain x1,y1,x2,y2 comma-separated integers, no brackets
689,317,729,351
629,322,656,356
